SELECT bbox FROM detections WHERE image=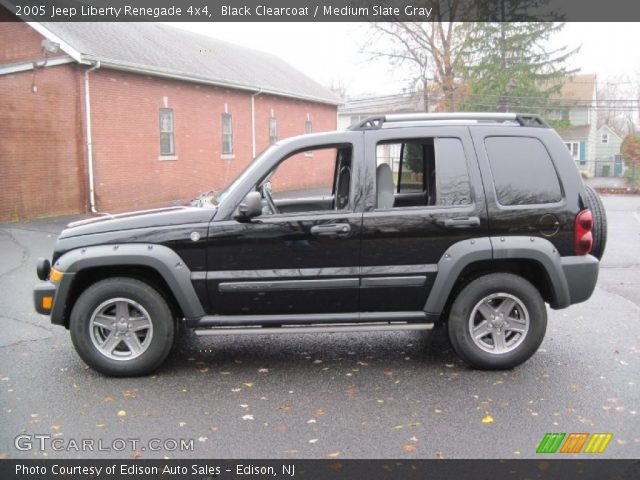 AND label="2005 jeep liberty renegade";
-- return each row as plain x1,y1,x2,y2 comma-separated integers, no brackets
34,113,606,376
